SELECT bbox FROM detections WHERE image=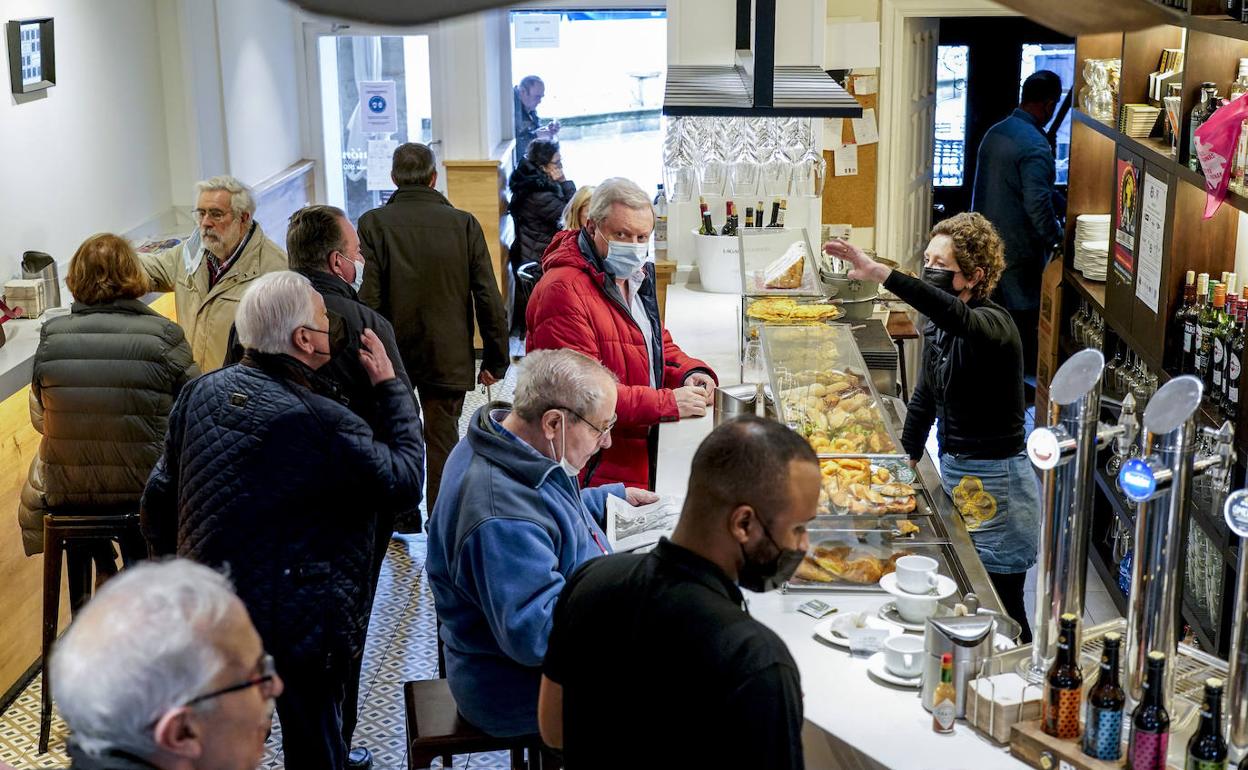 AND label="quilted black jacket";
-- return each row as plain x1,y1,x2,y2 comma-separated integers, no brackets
140,352,425,669
508,159,576,270
18,299,198,556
